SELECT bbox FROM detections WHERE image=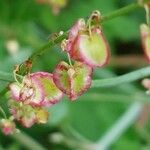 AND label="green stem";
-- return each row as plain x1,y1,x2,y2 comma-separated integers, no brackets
28,32,68,62
101,3,140,23
12,132,46,150
92,66,150,88
81,92,150,103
